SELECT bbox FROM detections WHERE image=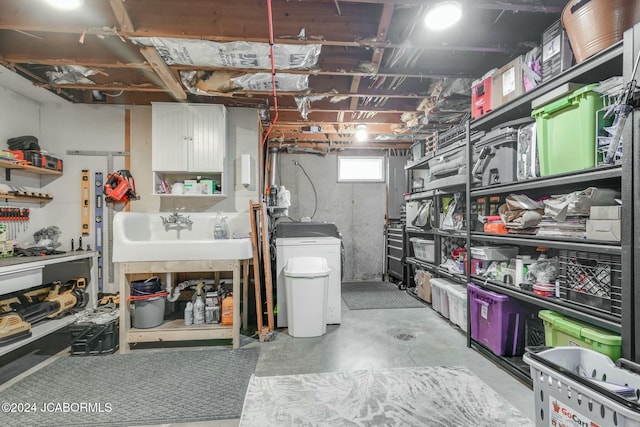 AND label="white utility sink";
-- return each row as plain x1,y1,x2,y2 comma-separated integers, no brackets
113,212,253,262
